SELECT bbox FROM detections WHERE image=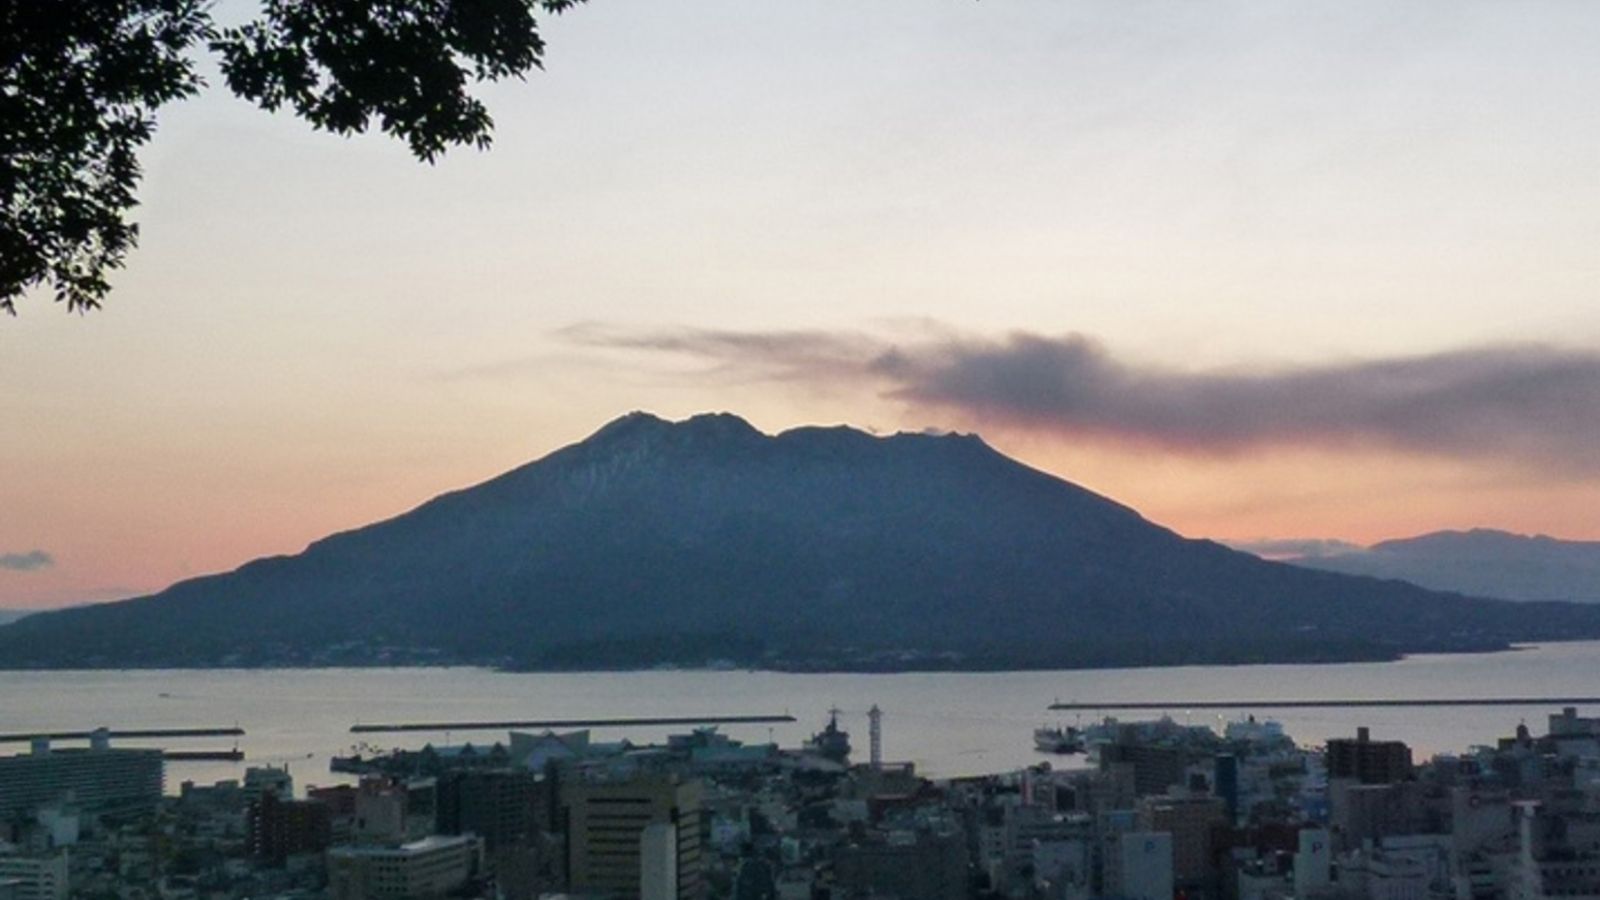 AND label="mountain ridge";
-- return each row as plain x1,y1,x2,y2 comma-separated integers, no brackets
5,412,1600,671
1287,529,1600,603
